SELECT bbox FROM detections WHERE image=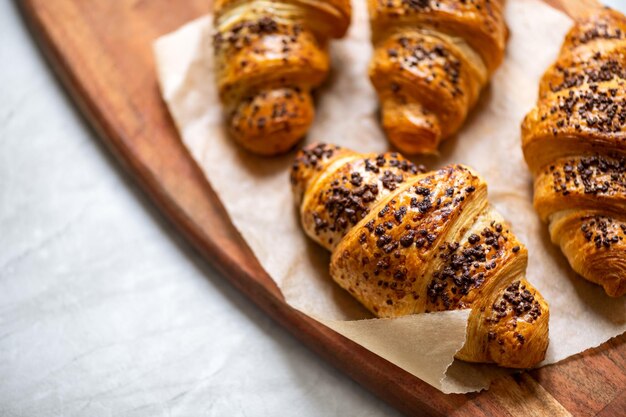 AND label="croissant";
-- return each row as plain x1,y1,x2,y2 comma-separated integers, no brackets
522,7,626,297
291,143,549,368
212,0,351,155
367,0,508,154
